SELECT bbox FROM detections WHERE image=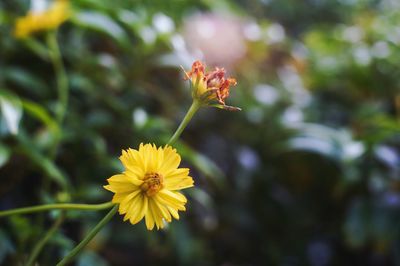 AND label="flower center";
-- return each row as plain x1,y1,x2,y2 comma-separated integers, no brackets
141,172,164,197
